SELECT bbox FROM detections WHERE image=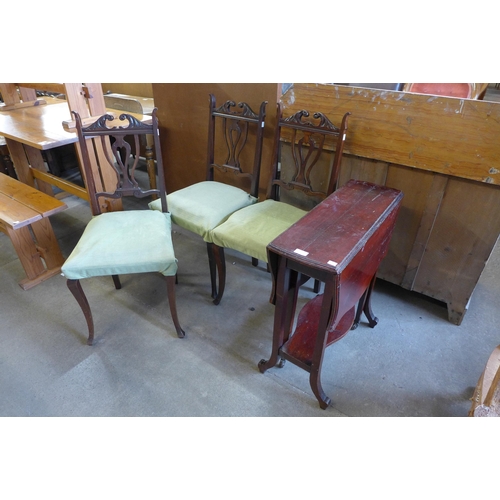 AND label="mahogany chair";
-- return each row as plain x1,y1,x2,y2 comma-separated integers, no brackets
61,109,185,345
210,103,350,304
149,94,267,299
